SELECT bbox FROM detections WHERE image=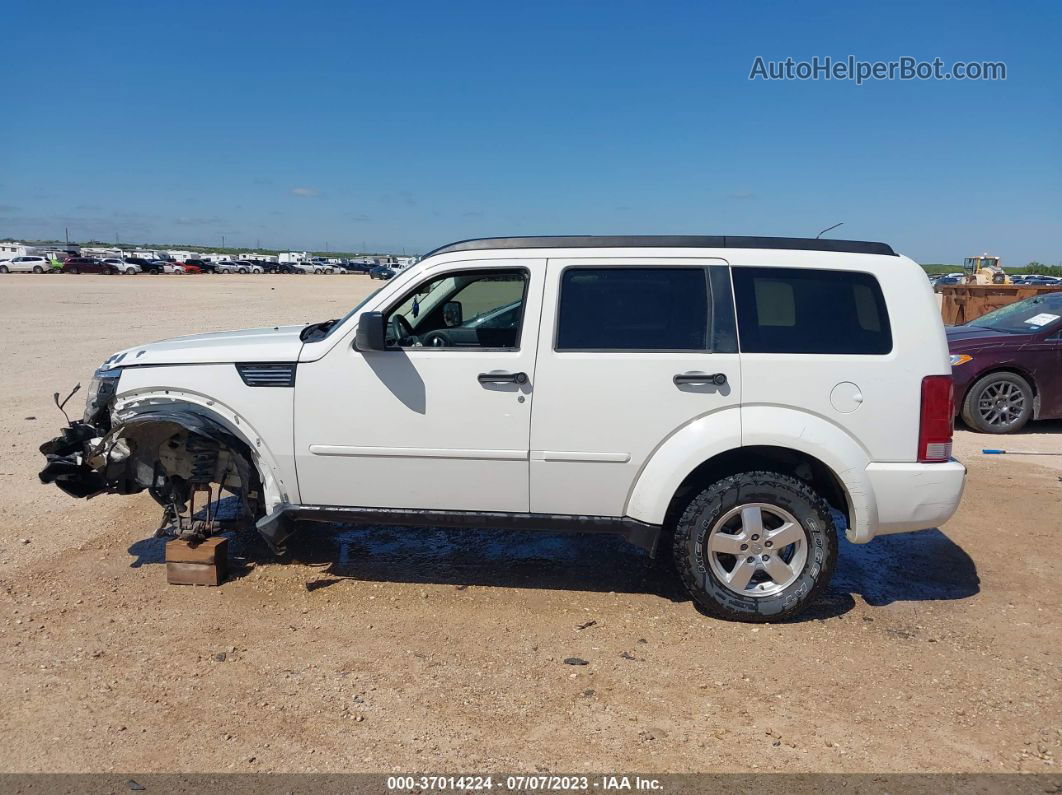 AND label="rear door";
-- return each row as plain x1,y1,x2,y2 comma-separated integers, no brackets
530,259,740,516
